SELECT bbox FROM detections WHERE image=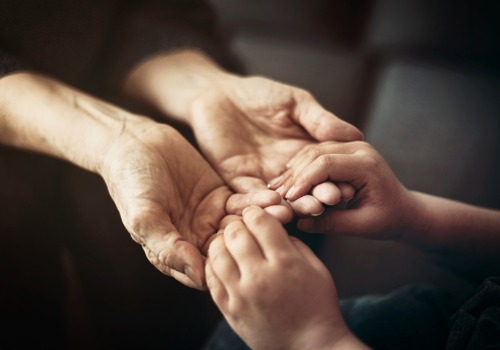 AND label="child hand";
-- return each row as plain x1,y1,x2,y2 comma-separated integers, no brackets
281,141,416,239
205,206,353,350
